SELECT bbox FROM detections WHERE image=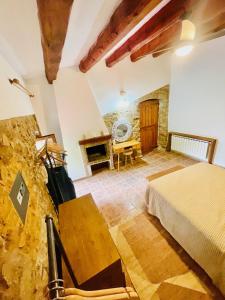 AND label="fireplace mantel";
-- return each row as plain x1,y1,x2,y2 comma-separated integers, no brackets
79,134,112,146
